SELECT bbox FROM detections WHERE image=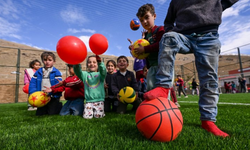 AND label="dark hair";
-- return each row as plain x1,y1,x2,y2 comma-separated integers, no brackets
29,59,41,68
117,55,129,63
67,64,73,69
106,60,116,68
143,65,148,71
41,52,56,62
136,3,155,18
177,75,181,78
